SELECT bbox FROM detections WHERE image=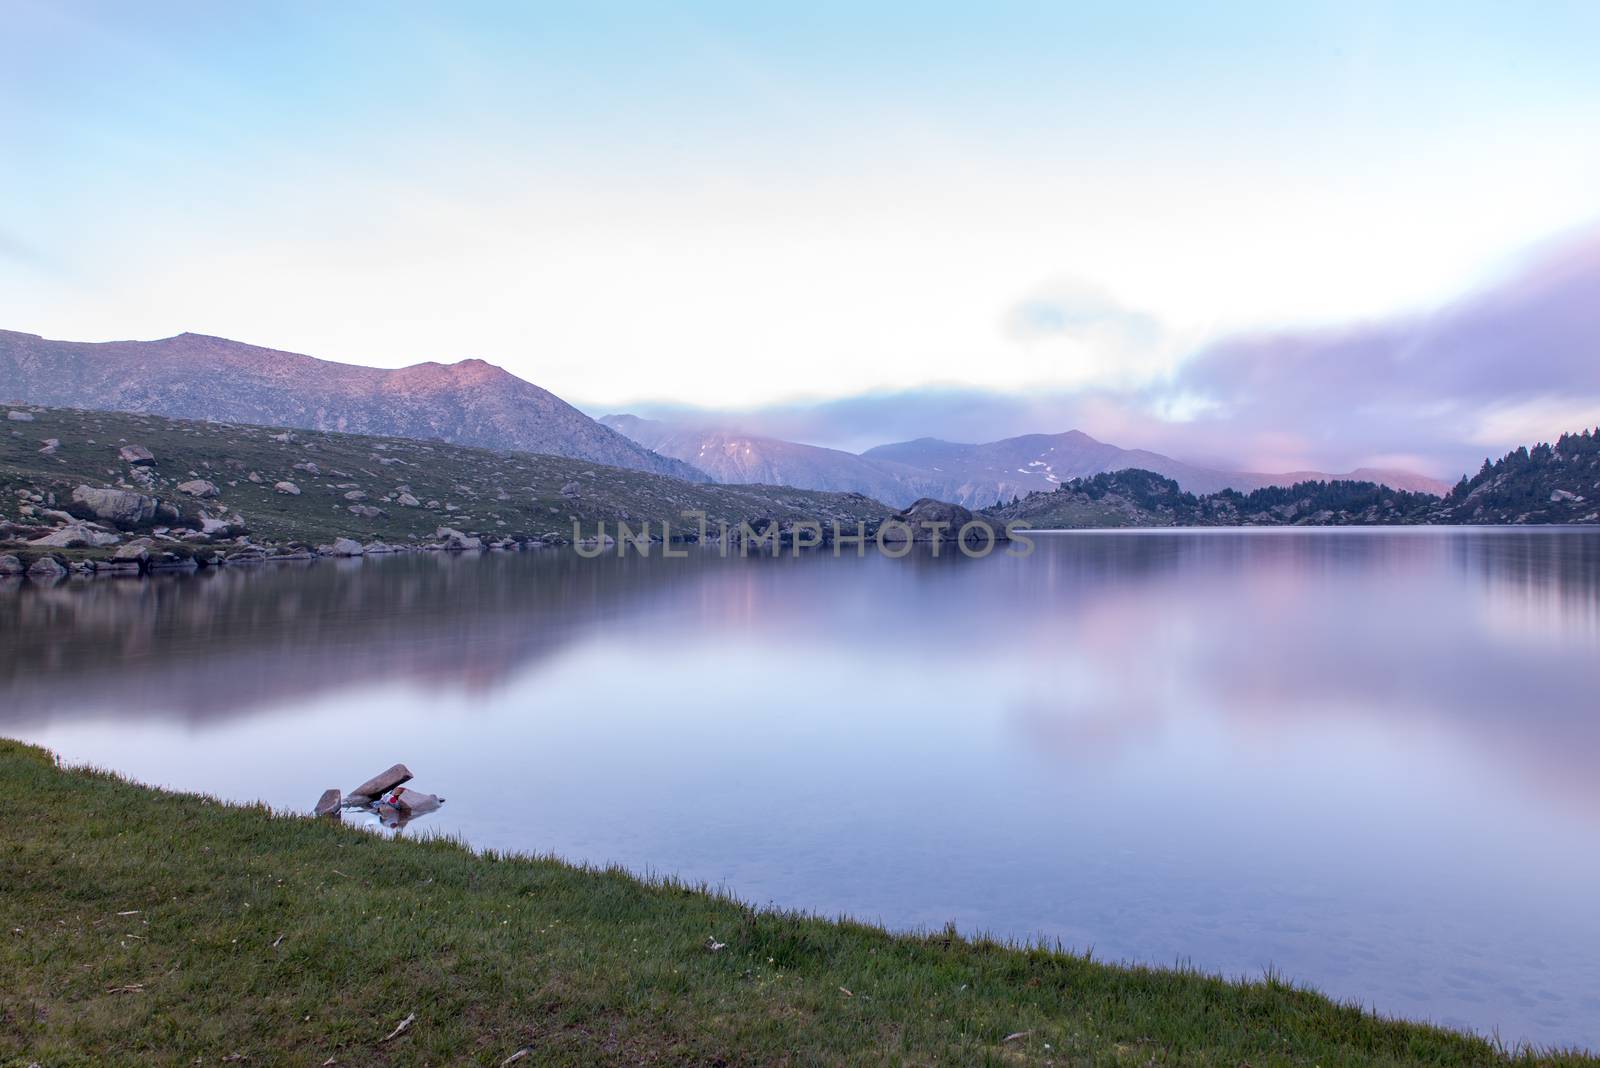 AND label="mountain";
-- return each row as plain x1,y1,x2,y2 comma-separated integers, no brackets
981,429,1600,528
0,330,708,482
599,415,911,502
604,415,1449,507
